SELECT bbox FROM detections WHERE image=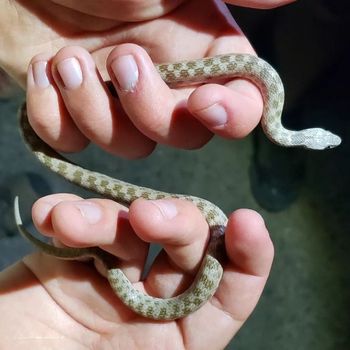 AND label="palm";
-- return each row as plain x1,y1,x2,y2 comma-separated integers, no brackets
13,256,194,349
3,0,244,87
2,257,184,347
2,224,270,350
